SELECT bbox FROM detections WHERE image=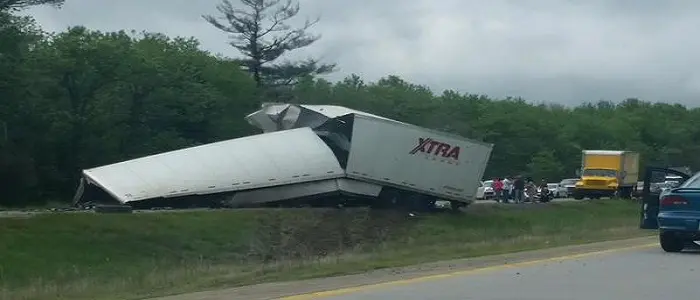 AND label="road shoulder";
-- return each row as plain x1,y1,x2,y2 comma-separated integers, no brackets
151,236,656,300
